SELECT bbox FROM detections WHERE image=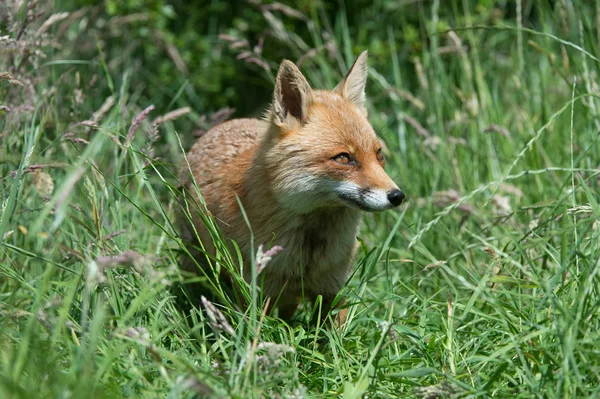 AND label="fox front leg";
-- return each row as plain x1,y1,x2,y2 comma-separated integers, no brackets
313,294,348,328
275,301,300,323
